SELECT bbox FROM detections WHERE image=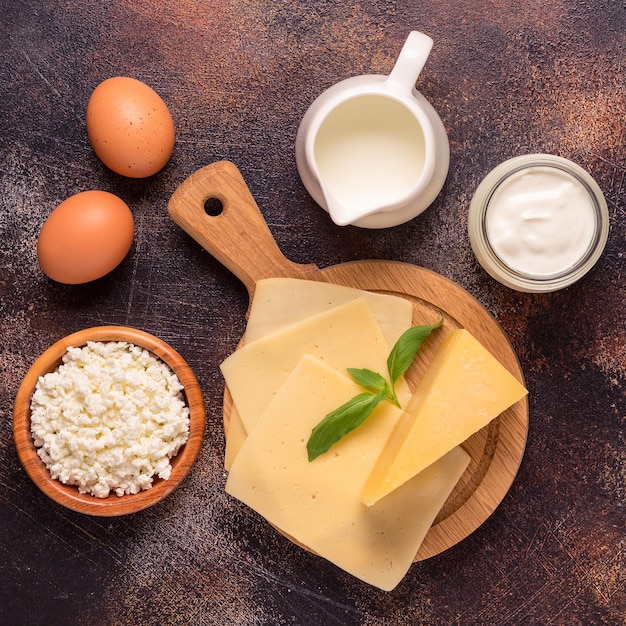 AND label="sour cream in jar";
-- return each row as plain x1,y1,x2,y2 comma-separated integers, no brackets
468,155,609,292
